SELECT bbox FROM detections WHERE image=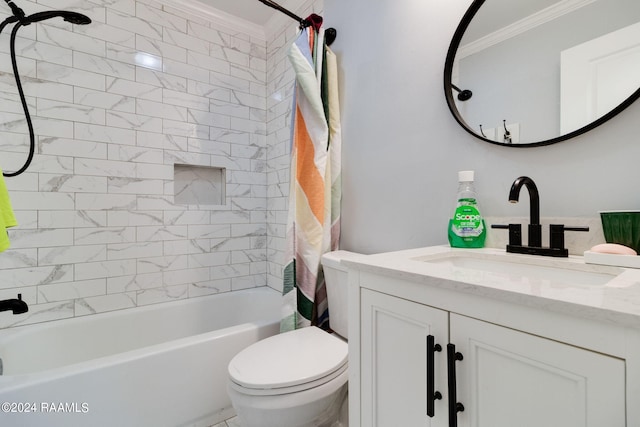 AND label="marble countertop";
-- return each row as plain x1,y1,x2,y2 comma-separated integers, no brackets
343,246,640,329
